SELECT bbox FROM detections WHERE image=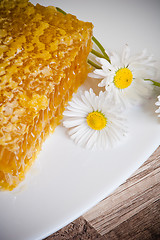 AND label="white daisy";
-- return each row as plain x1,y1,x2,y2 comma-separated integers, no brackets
155,95,160,117
63,89,127,150
89,45,156,108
